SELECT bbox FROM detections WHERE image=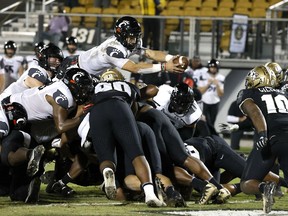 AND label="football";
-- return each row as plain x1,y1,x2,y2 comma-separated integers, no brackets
173,56,189,70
